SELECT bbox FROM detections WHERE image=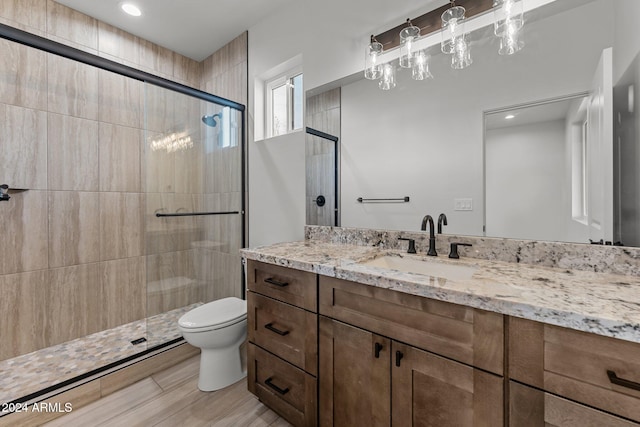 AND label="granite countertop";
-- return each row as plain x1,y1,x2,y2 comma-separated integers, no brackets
241,240,640,344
